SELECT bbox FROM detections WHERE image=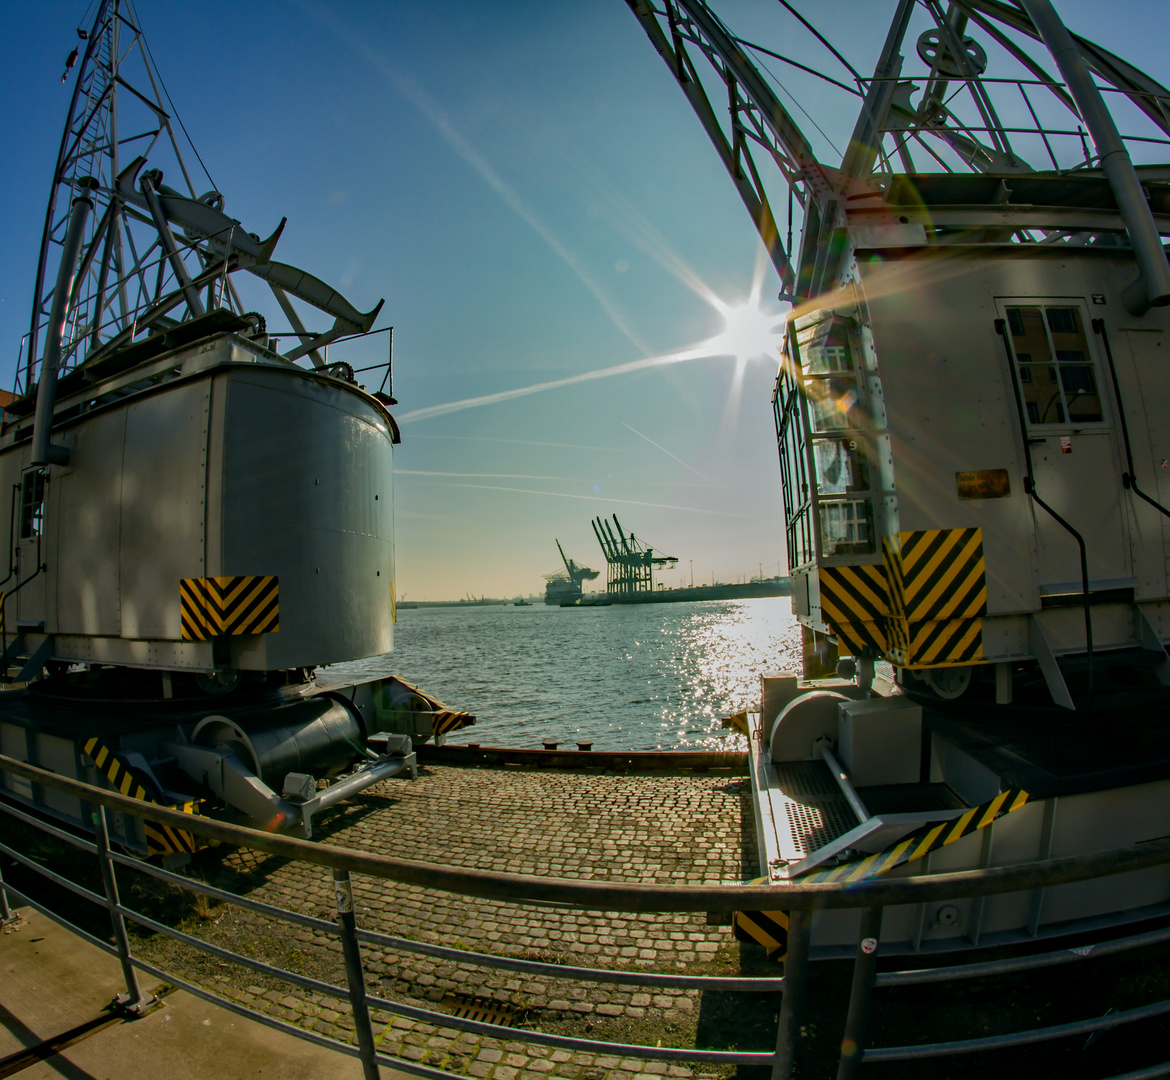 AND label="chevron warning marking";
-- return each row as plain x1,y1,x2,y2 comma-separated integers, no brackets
82,737,204,857
803,788,1029,884
731,789,1032,960
885,528,987,623
181,575,279,641
433,709,475,736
